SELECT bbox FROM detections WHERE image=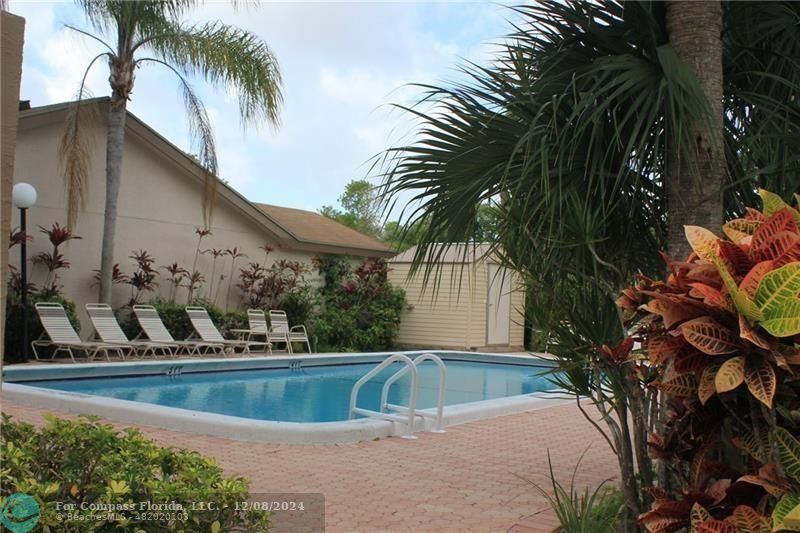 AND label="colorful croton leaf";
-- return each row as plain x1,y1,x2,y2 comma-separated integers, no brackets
772,493,800,532
755,263,800,337
622,190,800,532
